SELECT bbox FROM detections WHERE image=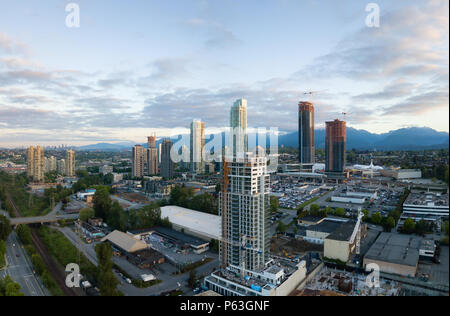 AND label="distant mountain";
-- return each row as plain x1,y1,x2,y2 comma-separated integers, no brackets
76,127,449,152
279,127,449,150
77,143,131,151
